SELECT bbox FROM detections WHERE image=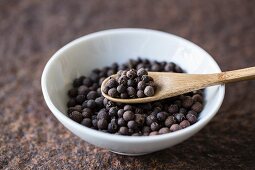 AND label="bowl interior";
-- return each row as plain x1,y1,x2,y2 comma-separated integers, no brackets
43,29,224,129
